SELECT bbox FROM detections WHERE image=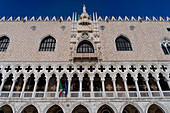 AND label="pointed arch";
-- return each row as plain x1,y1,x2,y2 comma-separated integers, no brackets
126,73,136,91
44,103,66,113
97,104,115,113
0,104,13,113
2,74,13,91
105,73,113,91
46,105,64,113
39,35,56,51
93,73,102,91
71,105,89,113
115,35,132,51
122,104,140,113
137,73,148,91
20,104,39,113
71,73,79,91
116,73,125,91
82,73,91,91
13,74,24,91
147,104,165,113
36,73,46,91
47,73,57,91
25,74,35,91
148,73,159,91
